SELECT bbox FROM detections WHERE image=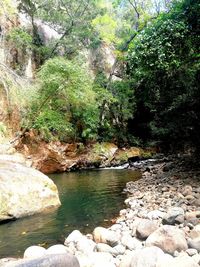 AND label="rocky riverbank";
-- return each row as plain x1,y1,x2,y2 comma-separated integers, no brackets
14,131,155,173
1,157,200,266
